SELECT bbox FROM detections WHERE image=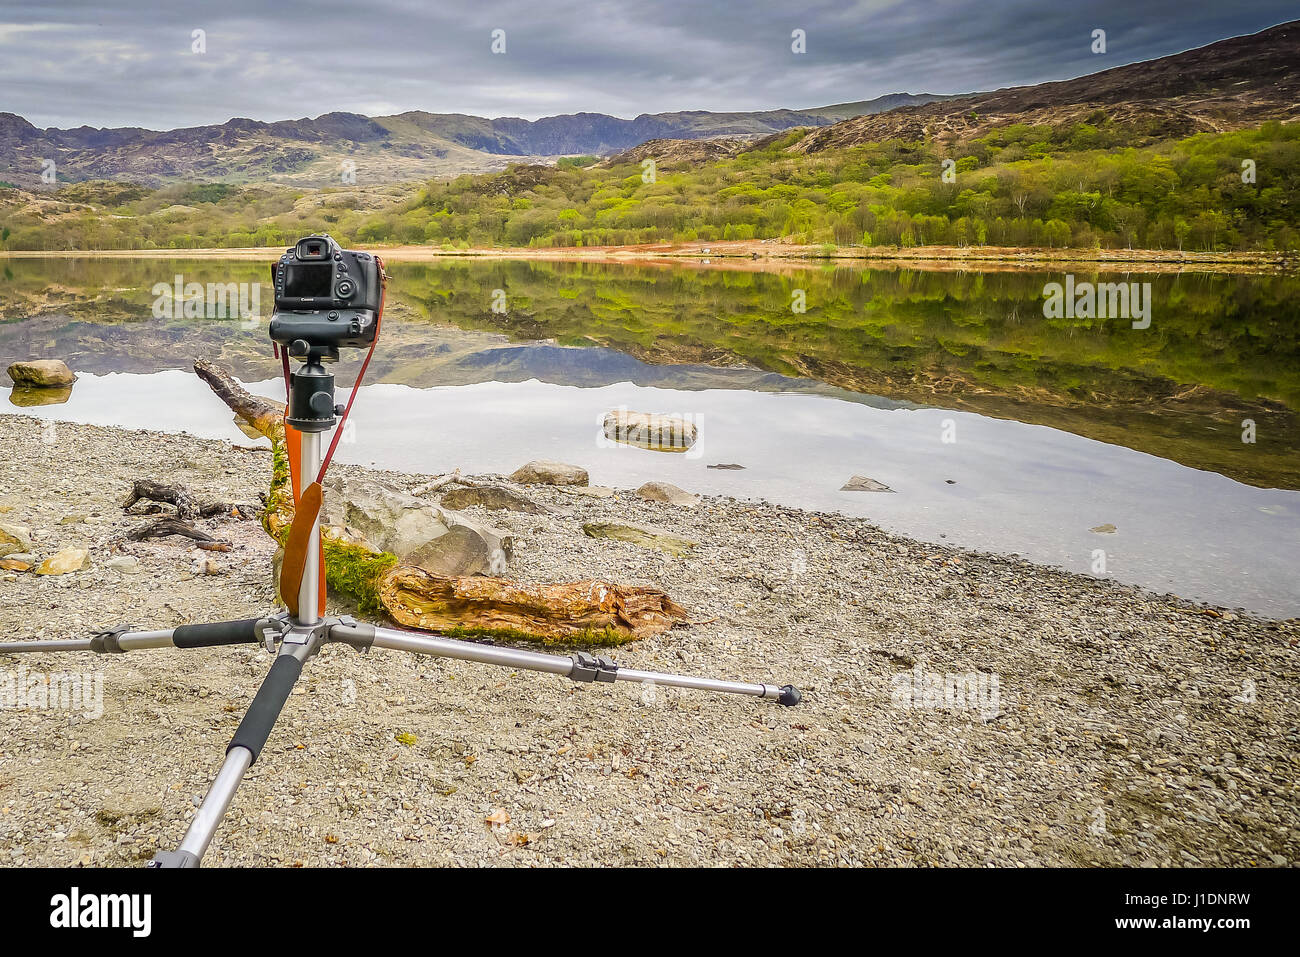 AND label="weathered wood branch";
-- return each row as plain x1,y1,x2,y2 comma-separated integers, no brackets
194,358,285,444
122,478,256,521
126,517,227,548
122,480,199,519
194,359,688,644
410,469,488,496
